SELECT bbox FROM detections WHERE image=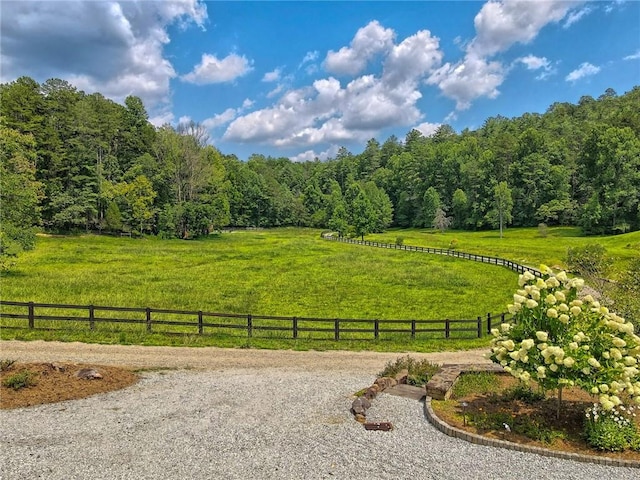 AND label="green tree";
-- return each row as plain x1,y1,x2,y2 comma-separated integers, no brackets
419,187,441,228
350,185,376,240
487,181,513,238
0,126,42,270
